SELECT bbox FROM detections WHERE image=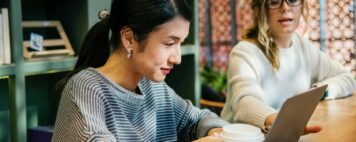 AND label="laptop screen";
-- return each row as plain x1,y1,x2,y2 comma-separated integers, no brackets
264,85,328,142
